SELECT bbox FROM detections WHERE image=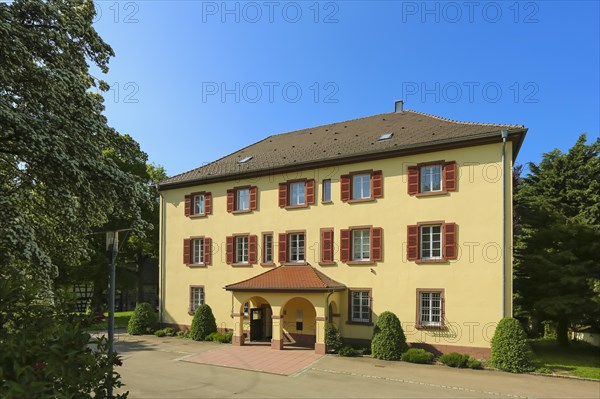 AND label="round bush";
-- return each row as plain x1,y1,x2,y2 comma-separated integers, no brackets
401,348,434,364
154,329,166,337
189,304,217,341
127,303,158,335
466,357,483,369
490,317,535,373
371,311,408,361
439,352,470,368
325,323,343,353
338,346,360,357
